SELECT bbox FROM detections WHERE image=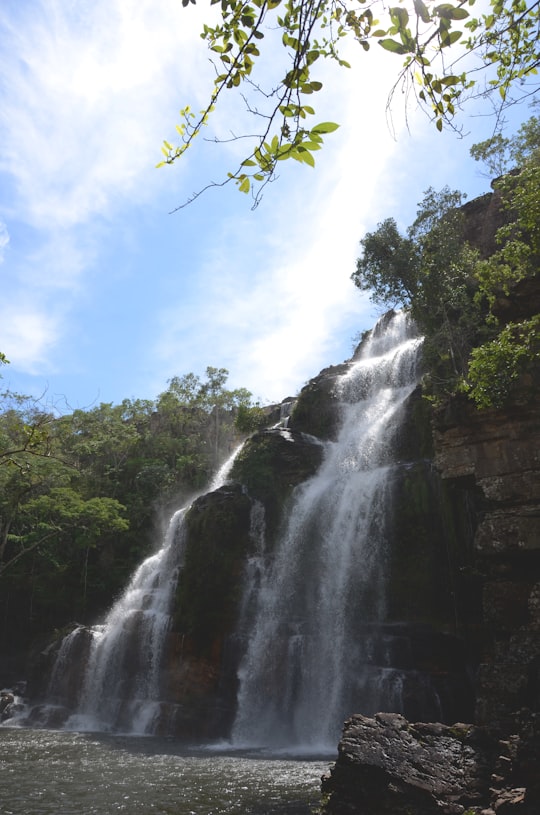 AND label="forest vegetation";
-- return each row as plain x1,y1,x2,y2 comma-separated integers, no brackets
0,367,258,654
353,108,540,408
